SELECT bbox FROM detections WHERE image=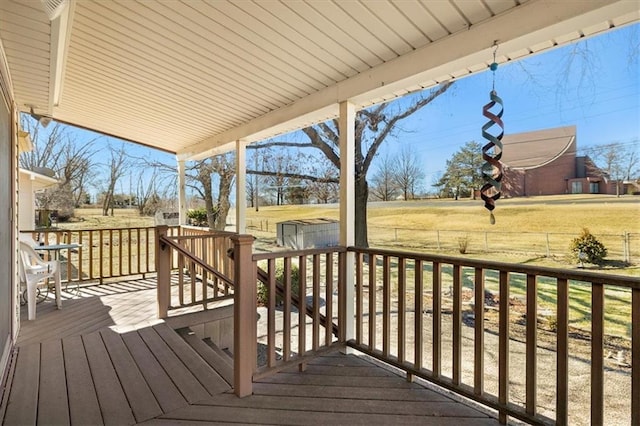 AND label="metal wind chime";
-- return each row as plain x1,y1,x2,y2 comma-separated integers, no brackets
480,44,504,225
